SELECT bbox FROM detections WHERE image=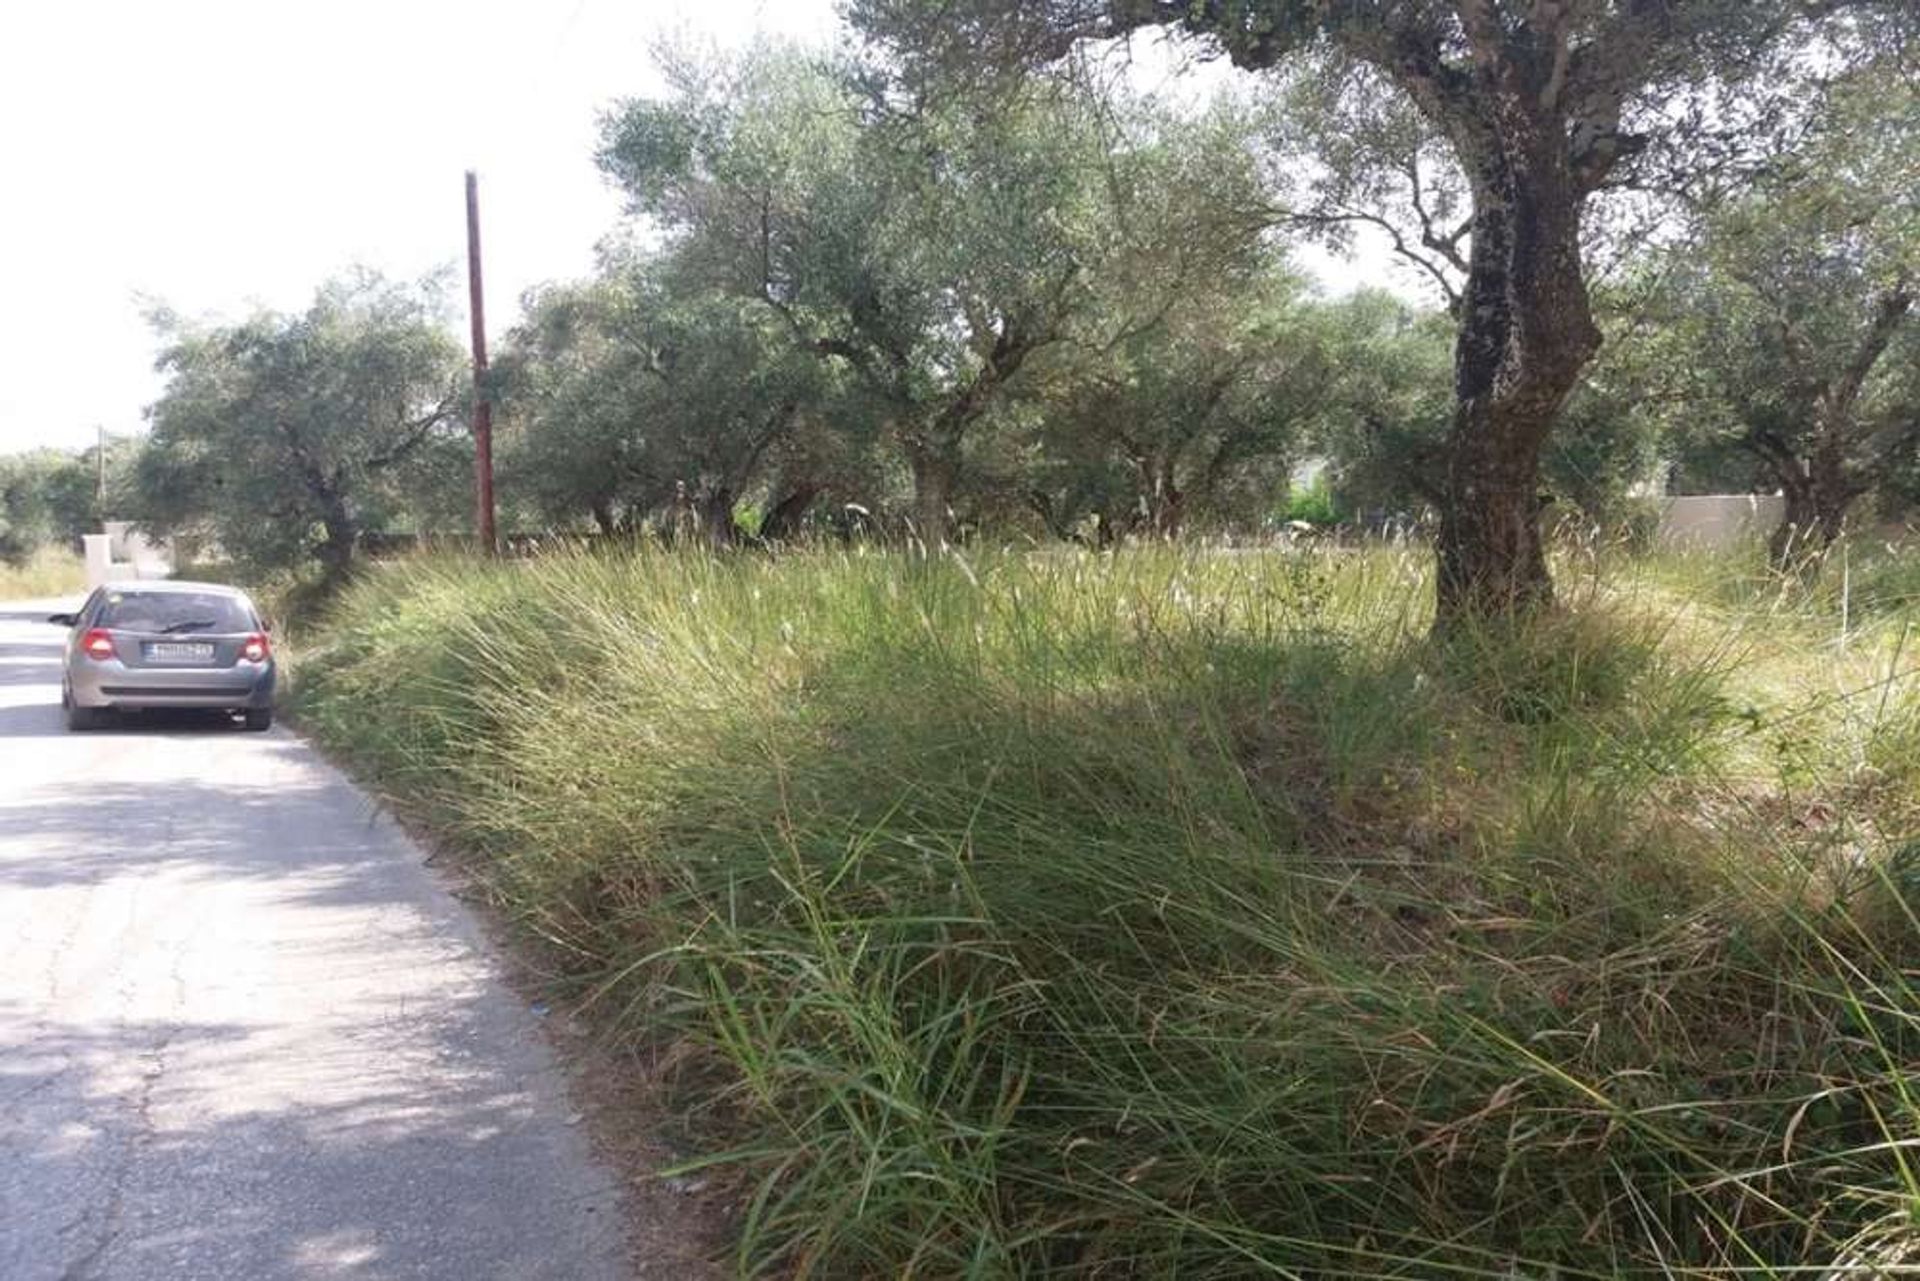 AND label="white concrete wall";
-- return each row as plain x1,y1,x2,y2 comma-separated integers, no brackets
1656,494,1786,551
83,523,175,589
82,535,117,589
